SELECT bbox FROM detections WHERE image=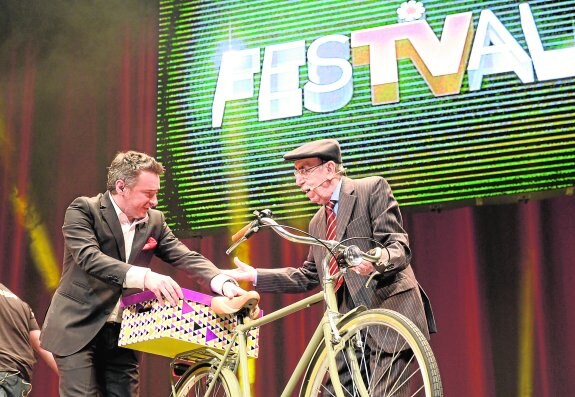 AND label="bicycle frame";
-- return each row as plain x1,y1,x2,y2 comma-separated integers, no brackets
180,276,368,397
236,281,370,396
172,212,382,397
